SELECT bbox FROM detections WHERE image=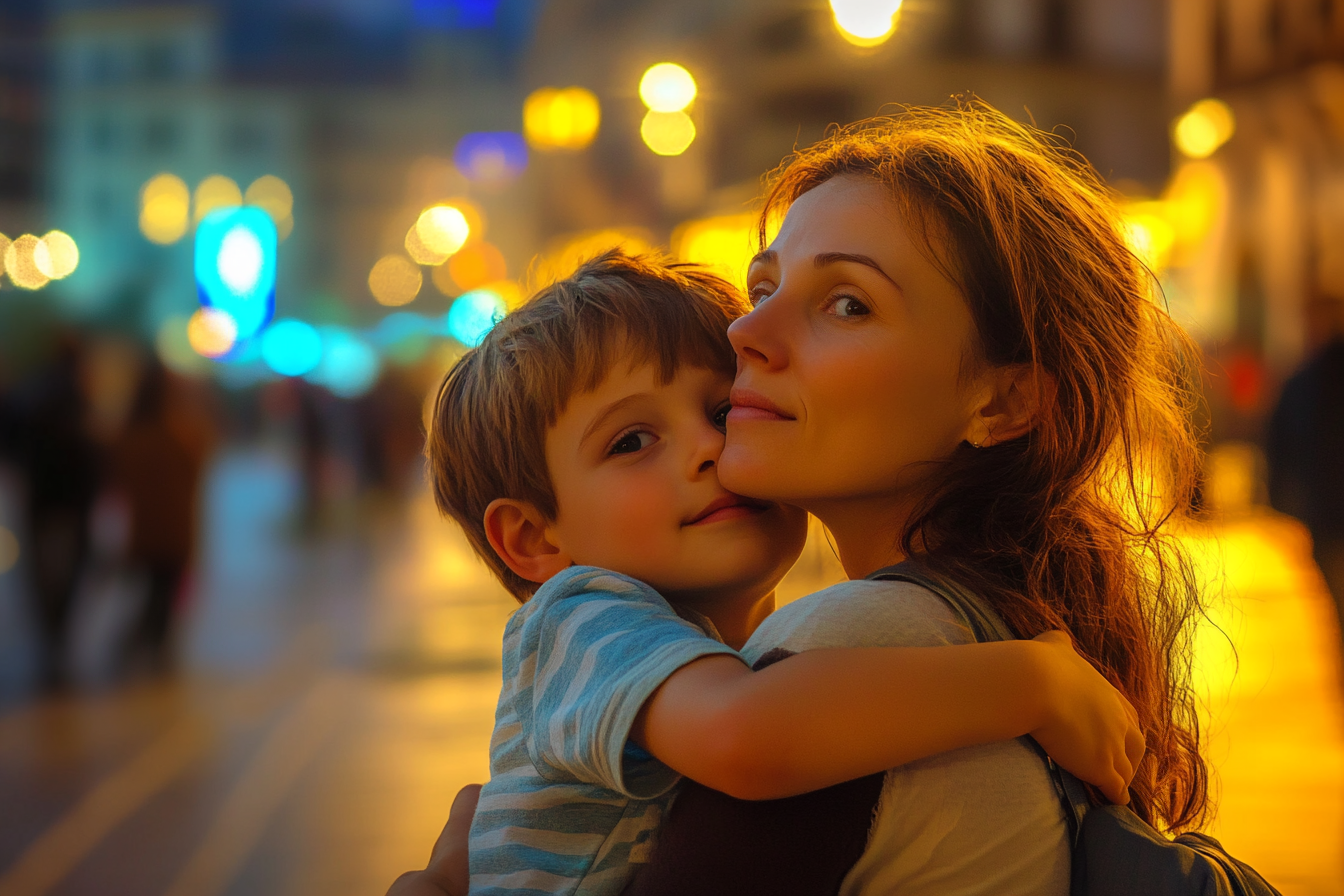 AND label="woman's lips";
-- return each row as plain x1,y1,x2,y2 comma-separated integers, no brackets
685,494,769,526
728,388,794,423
